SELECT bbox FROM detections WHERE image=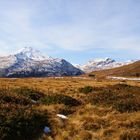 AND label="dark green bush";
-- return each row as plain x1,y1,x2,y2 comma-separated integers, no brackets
0,87,50,140
89,85,140,113
0,95,30,105
88,74,96,78
14,87,45,101
114,99,140,113
0,89,31,105
0,106,49,140
41,94,81,106
79,86,94,94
